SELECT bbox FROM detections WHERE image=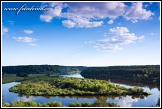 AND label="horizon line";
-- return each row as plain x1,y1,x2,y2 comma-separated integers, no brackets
2,64,160,67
